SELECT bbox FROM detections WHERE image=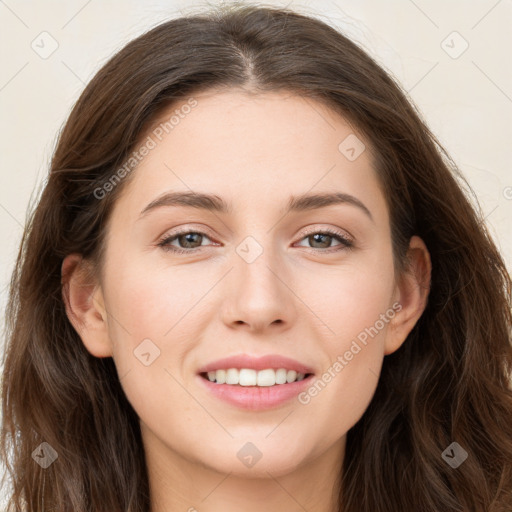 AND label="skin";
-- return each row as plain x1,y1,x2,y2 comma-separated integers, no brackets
62,89,431,512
